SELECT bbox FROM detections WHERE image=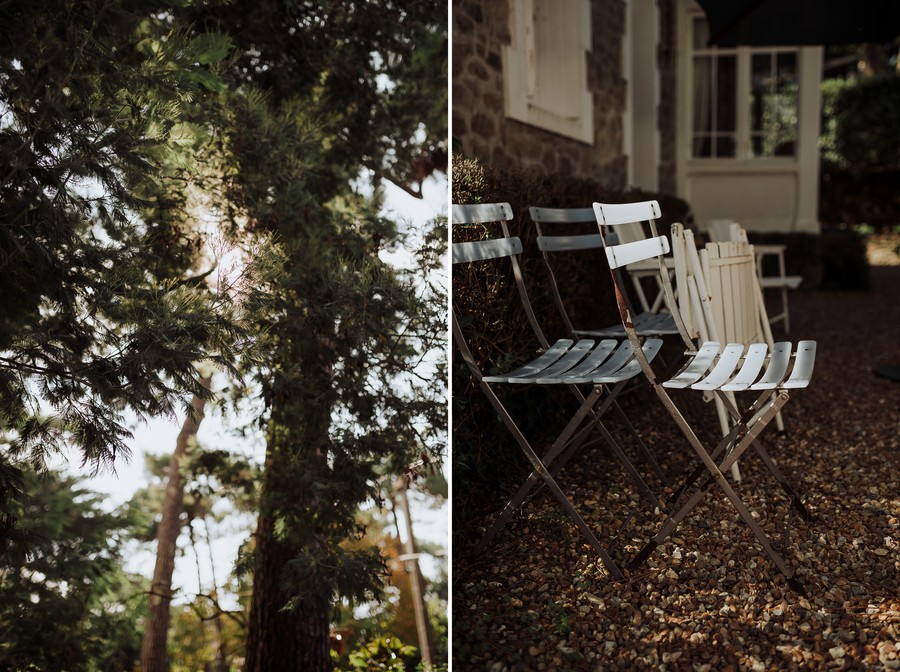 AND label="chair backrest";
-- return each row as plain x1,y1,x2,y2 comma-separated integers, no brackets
591,199,691,376
707,218,740,243
701,240,764,344
452,203,550,378
671,222,773,348
528,206,617,251
527,207,608,337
